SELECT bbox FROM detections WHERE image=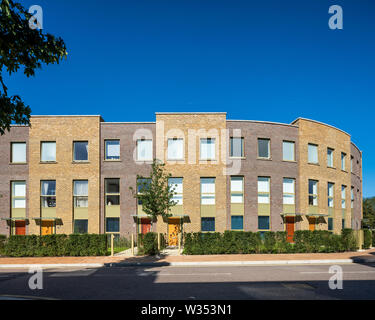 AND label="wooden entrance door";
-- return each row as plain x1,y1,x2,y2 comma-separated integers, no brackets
140,218,151,234
41,221,54,235
168,219,181,246
285,217,295,243
309,217,316,231
15,221,26,235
